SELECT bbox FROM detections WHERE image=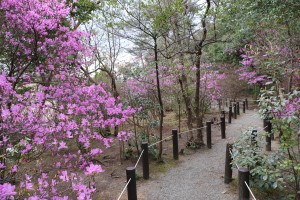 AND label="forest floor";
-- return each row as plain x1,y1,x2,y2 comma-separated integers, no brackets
95,104,276,200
